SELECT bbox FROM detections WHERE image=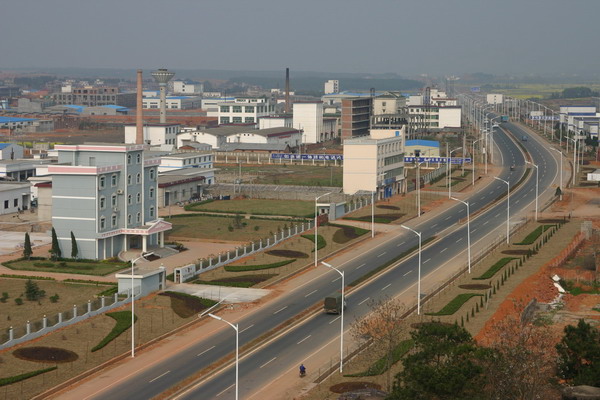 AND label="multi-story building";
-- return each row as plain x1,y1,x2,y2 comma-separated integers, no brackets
49,144,171,260
217,97,275,125
408,105,461,129
324,80,339,94
143,96,202,110
293,101,324,144
124,124,180,146
52,87,136,107
172,80,203,95
373,92,406,115
341,97,372,139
